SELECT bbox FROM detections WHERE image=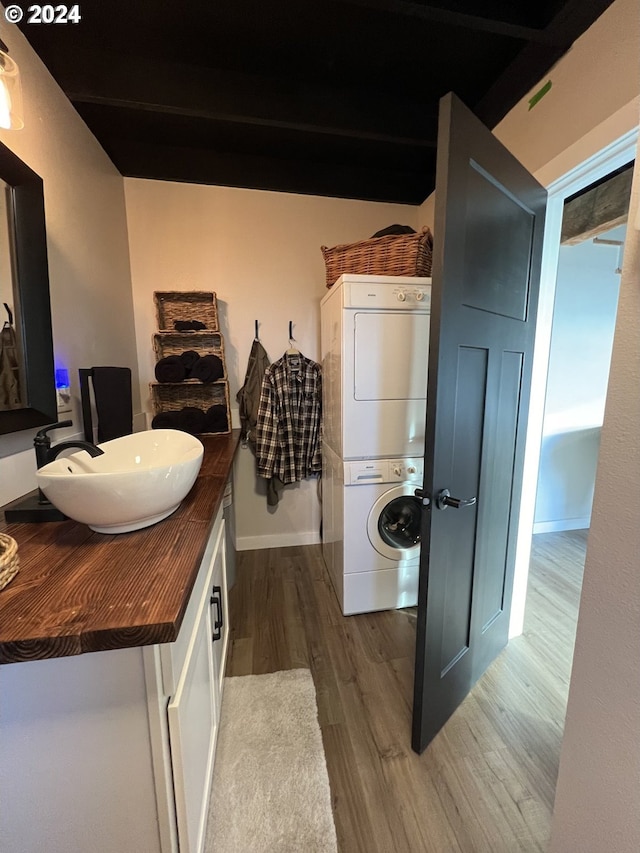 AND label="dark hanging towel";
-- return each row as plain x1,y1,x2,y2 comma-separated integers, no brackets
91,366,133,443
0,303,21,409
